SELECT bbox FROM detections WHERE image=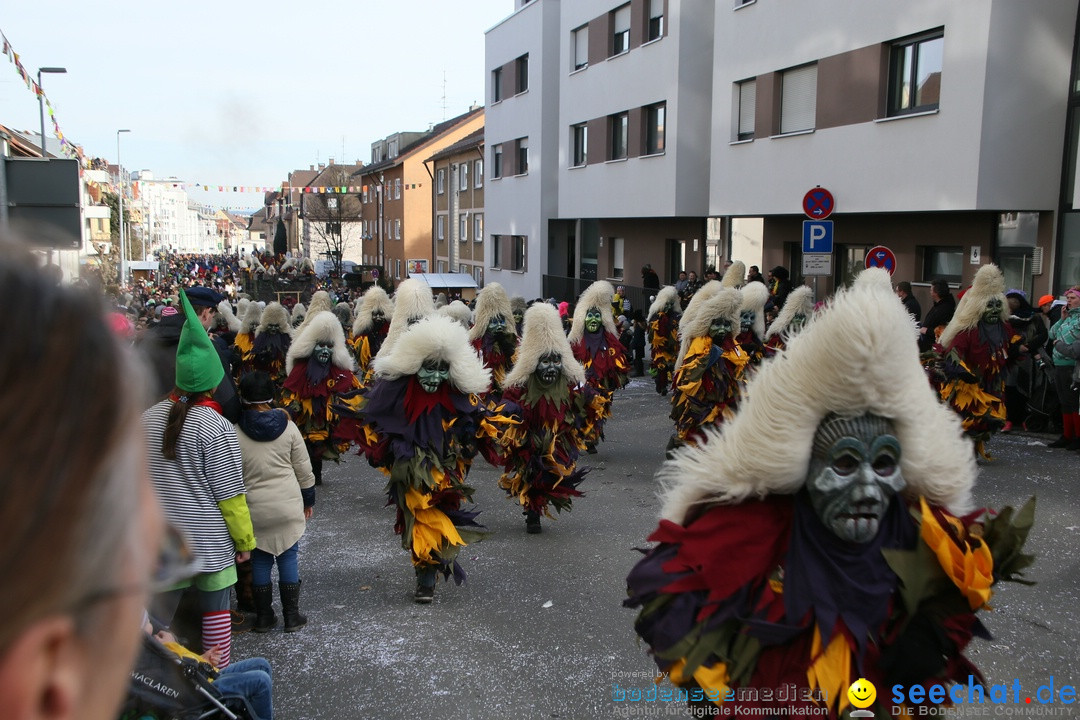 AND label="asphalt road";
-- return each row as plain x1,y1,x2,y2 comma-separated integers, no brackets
234,378,1080,719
